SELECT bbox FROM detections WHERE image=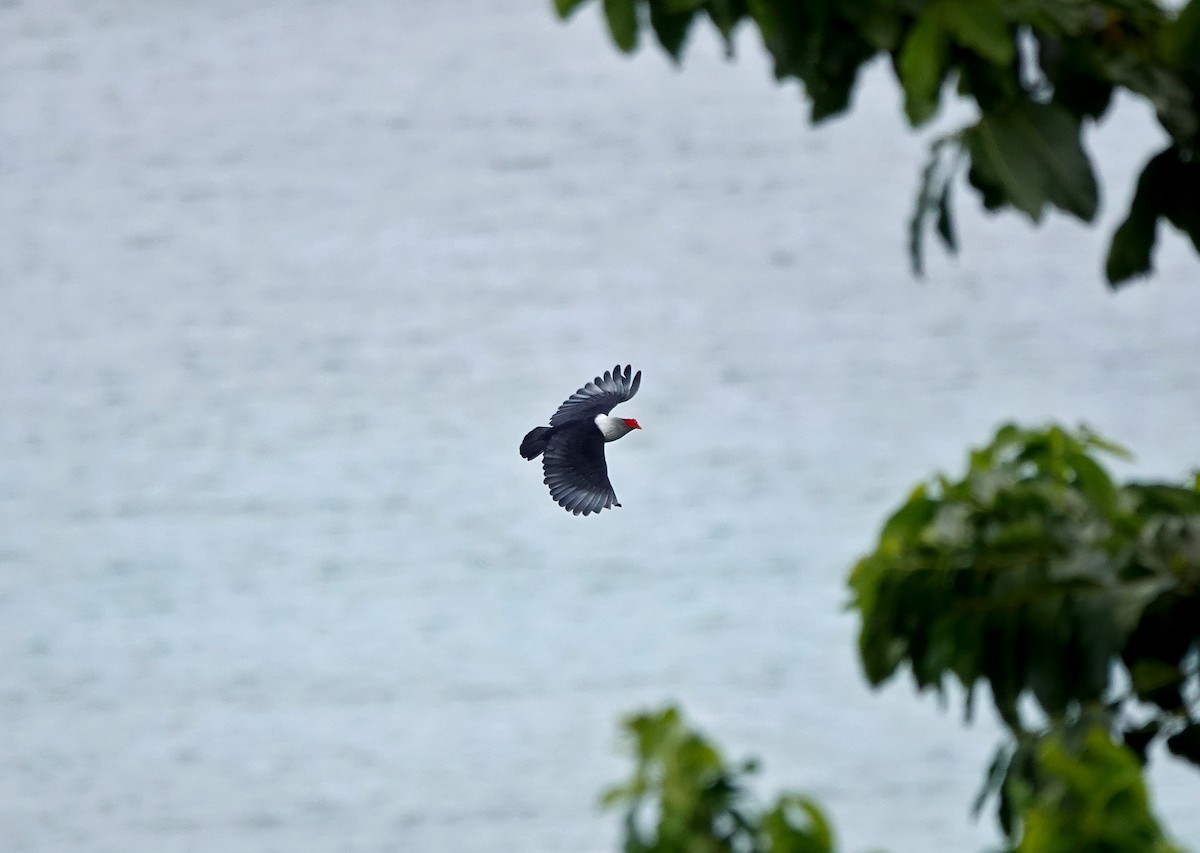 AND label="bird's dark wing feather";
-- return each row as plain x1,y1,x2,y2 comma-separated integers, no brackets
542,423,620,516
549,364,641,427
